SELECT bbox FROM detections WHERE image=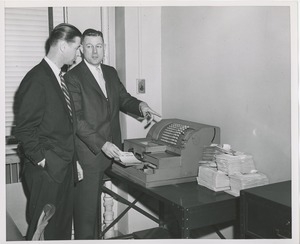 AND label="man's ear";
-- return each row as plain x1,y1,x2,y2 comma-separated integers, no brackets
79,45,83,54
59,40,67,53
